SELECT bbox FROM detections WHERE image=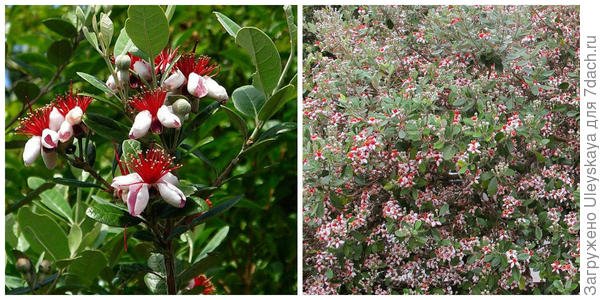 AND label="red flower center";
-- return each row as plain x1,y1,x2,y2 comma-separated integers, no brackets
176,54,218,78
126,148,180,184
54,90,93,115
129,89,167,116
16,105,52,137
154,47,179,74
